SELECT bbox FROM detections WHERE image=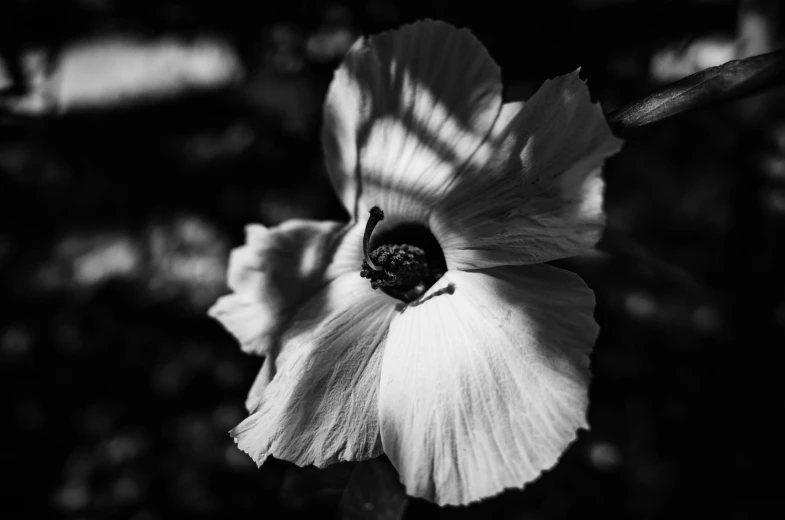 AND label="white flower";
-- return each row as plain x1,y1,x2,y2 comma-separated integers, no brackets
209,20,623,506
